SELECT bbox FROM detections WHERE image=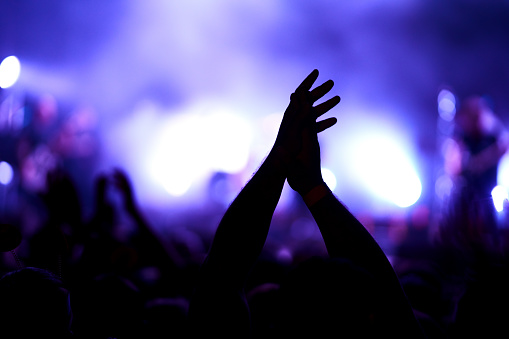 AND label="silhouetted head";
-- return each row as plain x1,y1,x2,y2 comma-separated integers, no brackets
456,96,493,138
0,267,73,338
